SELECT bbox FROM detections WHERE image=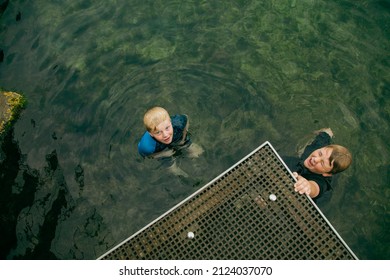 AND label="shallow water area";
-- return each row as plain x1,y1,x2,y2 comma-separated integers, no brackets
0,0,389,259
